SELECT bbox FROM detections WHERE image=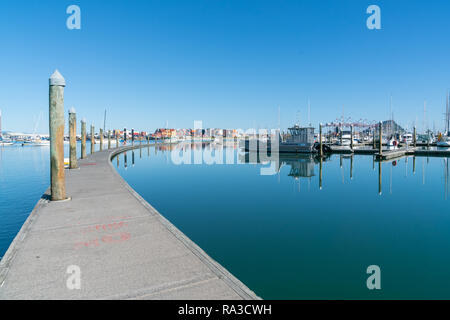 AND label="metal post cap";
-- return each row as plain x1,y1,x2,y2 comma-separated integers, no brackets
49,70,66,86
